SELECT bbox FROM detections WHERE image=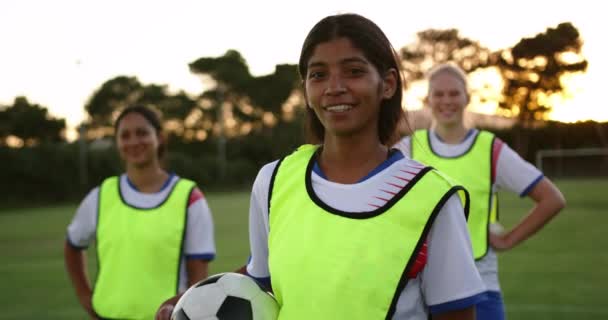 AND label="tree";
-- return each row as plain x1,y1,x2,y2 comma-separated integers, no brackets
0,97,65,145
189,50,300,138
496,22,588,124
84,76,199,139
400,29,494,85
85,76,143,126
